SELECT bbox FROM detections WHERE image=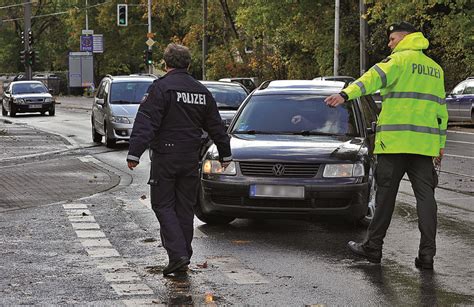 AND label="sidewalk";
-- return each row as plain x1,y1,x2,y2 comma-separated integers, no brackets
55,95,93,111
0,121,120,212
